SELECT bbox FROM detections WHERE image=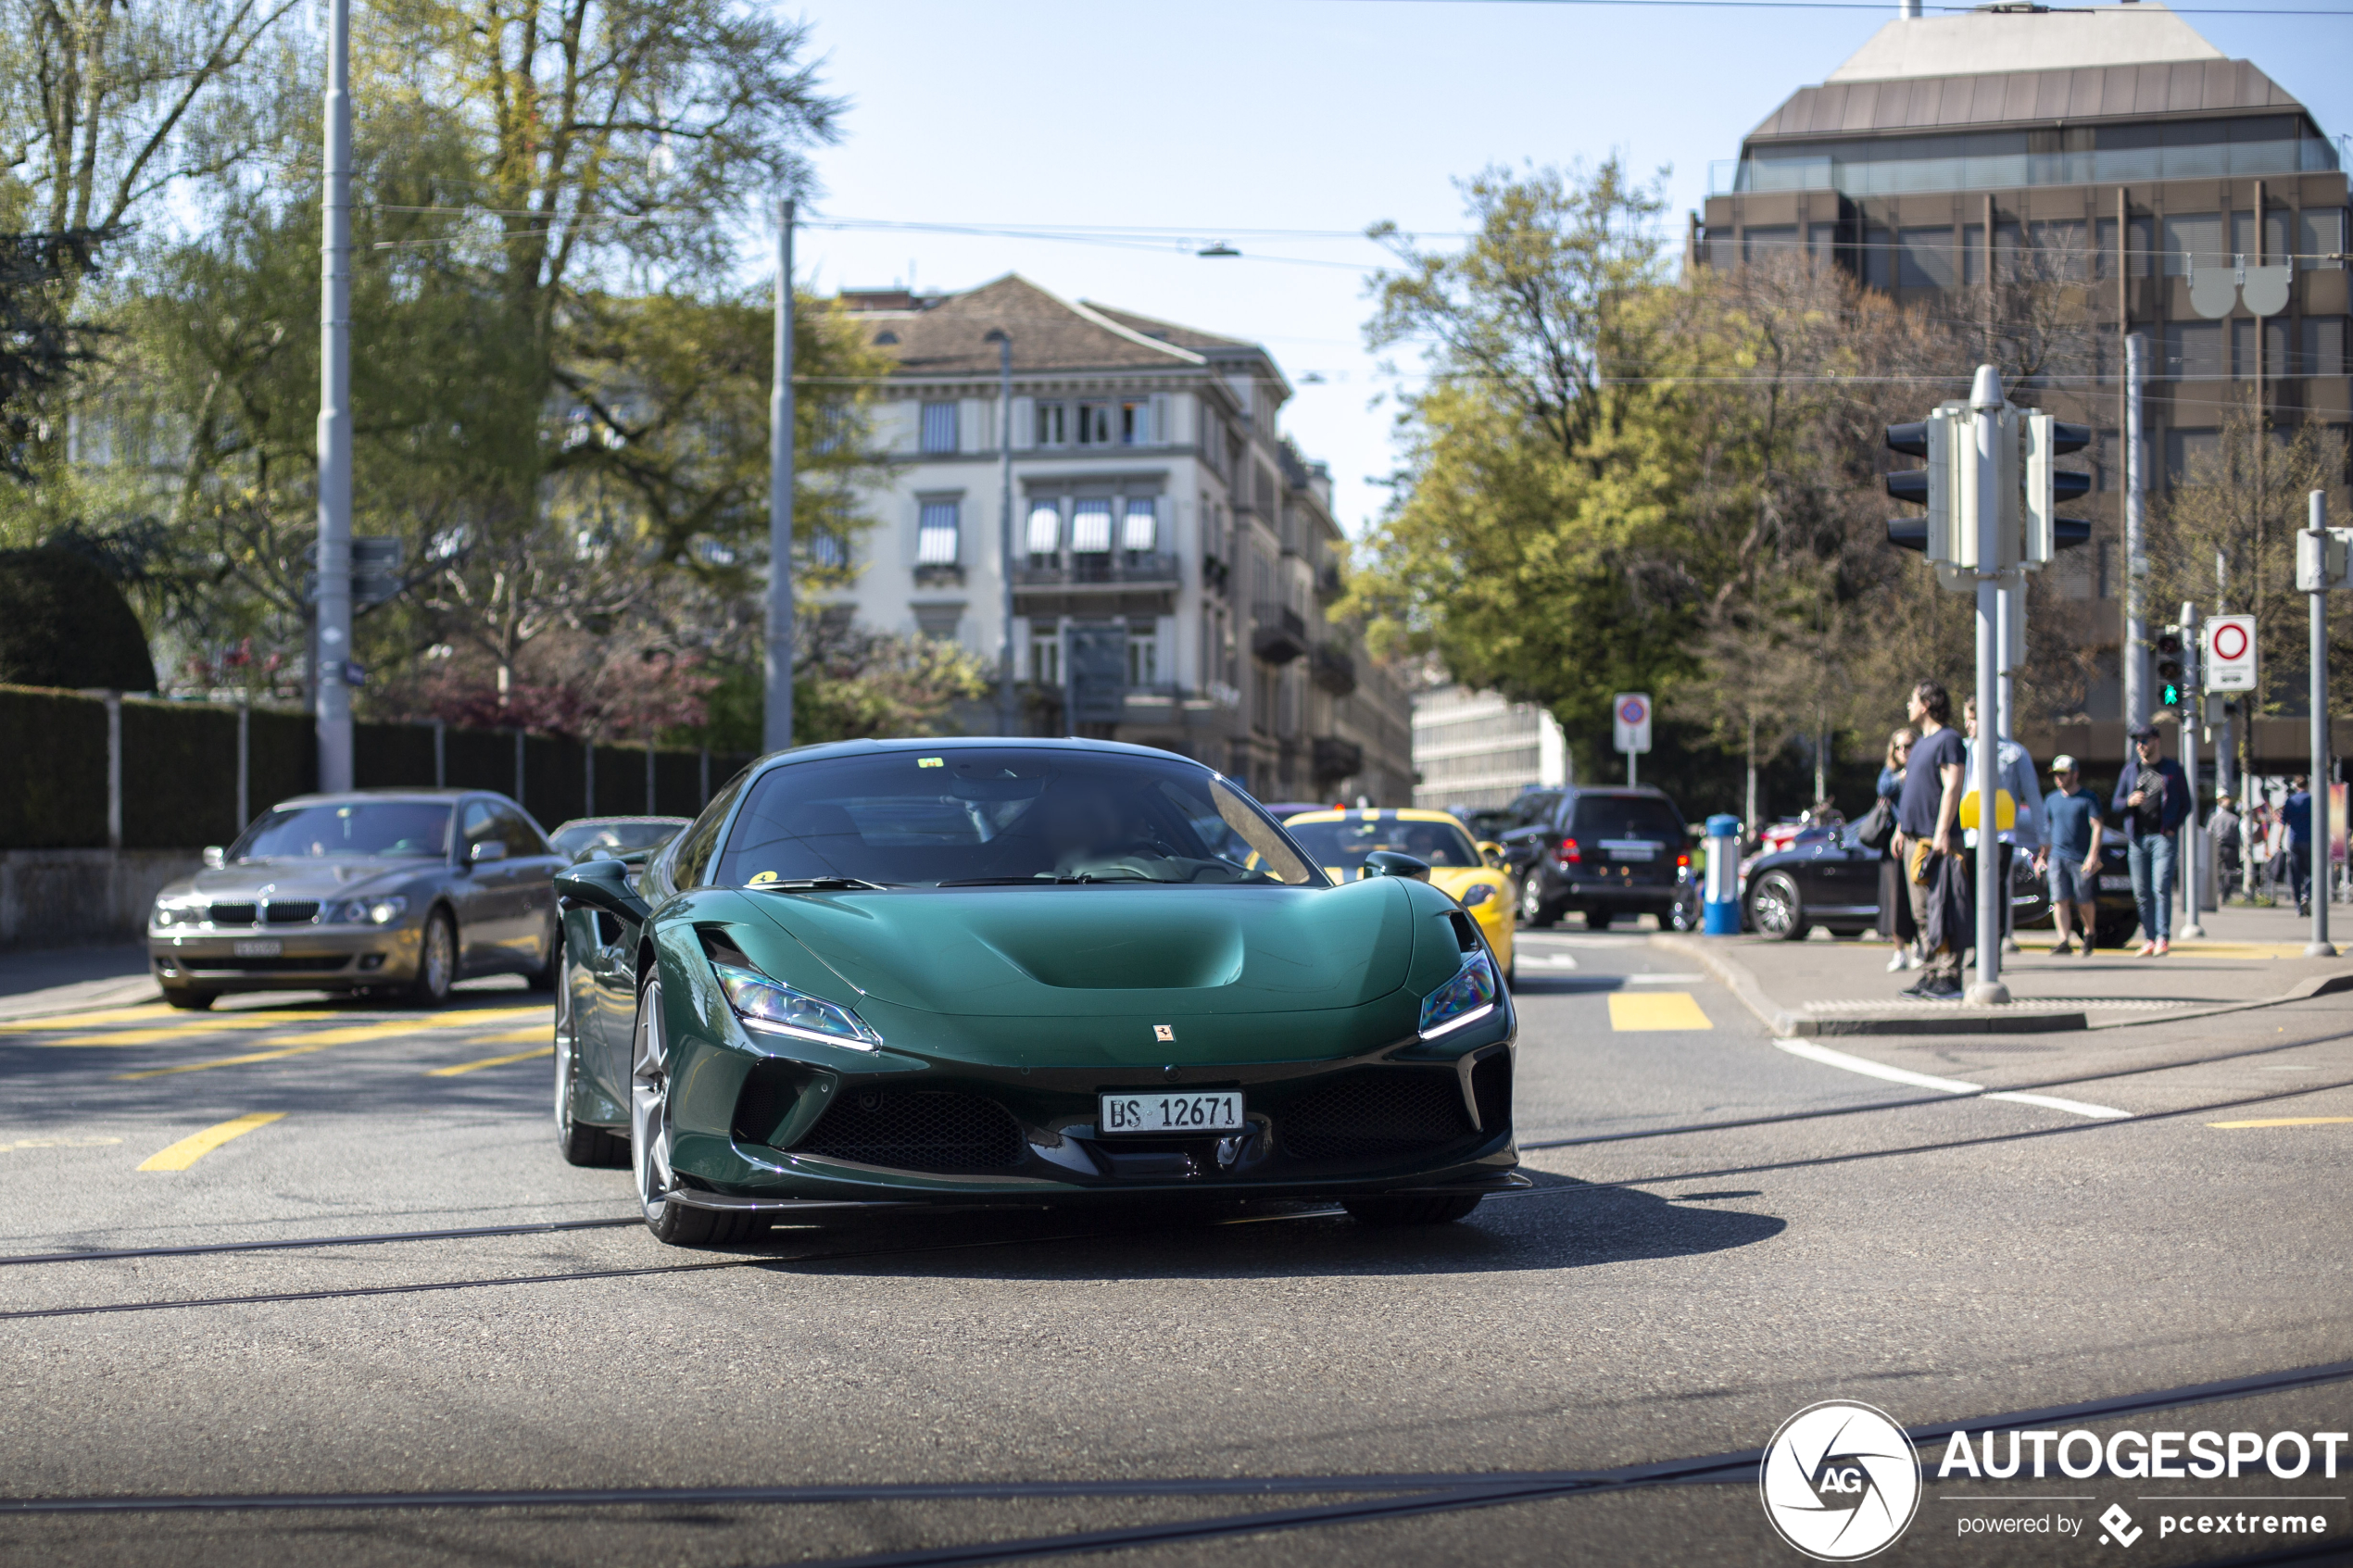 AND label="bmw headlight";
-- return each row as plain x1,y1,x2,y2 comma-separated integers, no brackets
1459,883,1496,909
332,895,409,925
150,896,203,929
713,961,884,1050
1418,947,1500,1040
